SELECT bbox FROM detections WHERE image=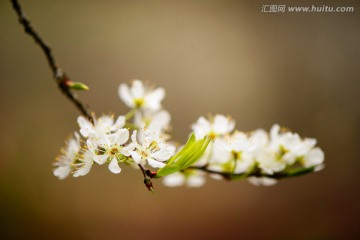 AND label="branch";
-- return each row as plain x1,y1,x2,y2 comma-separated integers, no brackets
138,163,155,192
10,0,94,123
187,165,315,181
